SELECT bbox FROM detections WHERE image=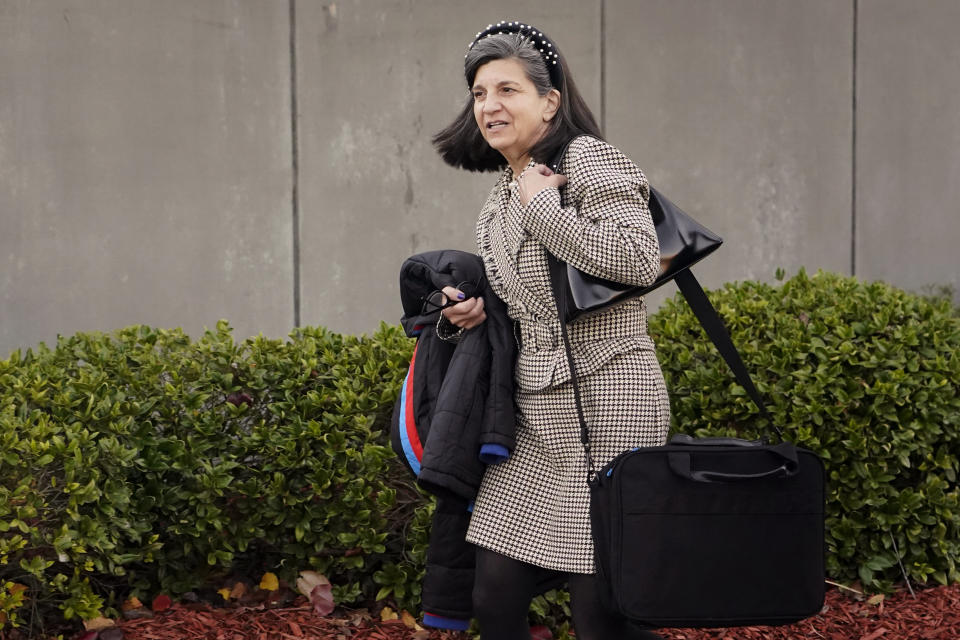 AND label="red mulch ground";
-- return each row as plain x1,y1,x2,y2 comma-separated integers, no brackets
85,583,959,640
658,584,960,639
